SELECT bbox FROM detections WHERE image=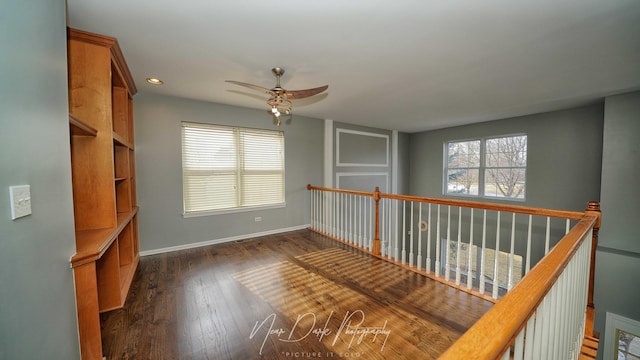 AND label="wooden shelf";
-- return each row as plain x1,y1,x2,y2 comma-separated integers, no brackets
112,131,132,148
69,114,98,136
71,208,138,268
115,256,138,309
